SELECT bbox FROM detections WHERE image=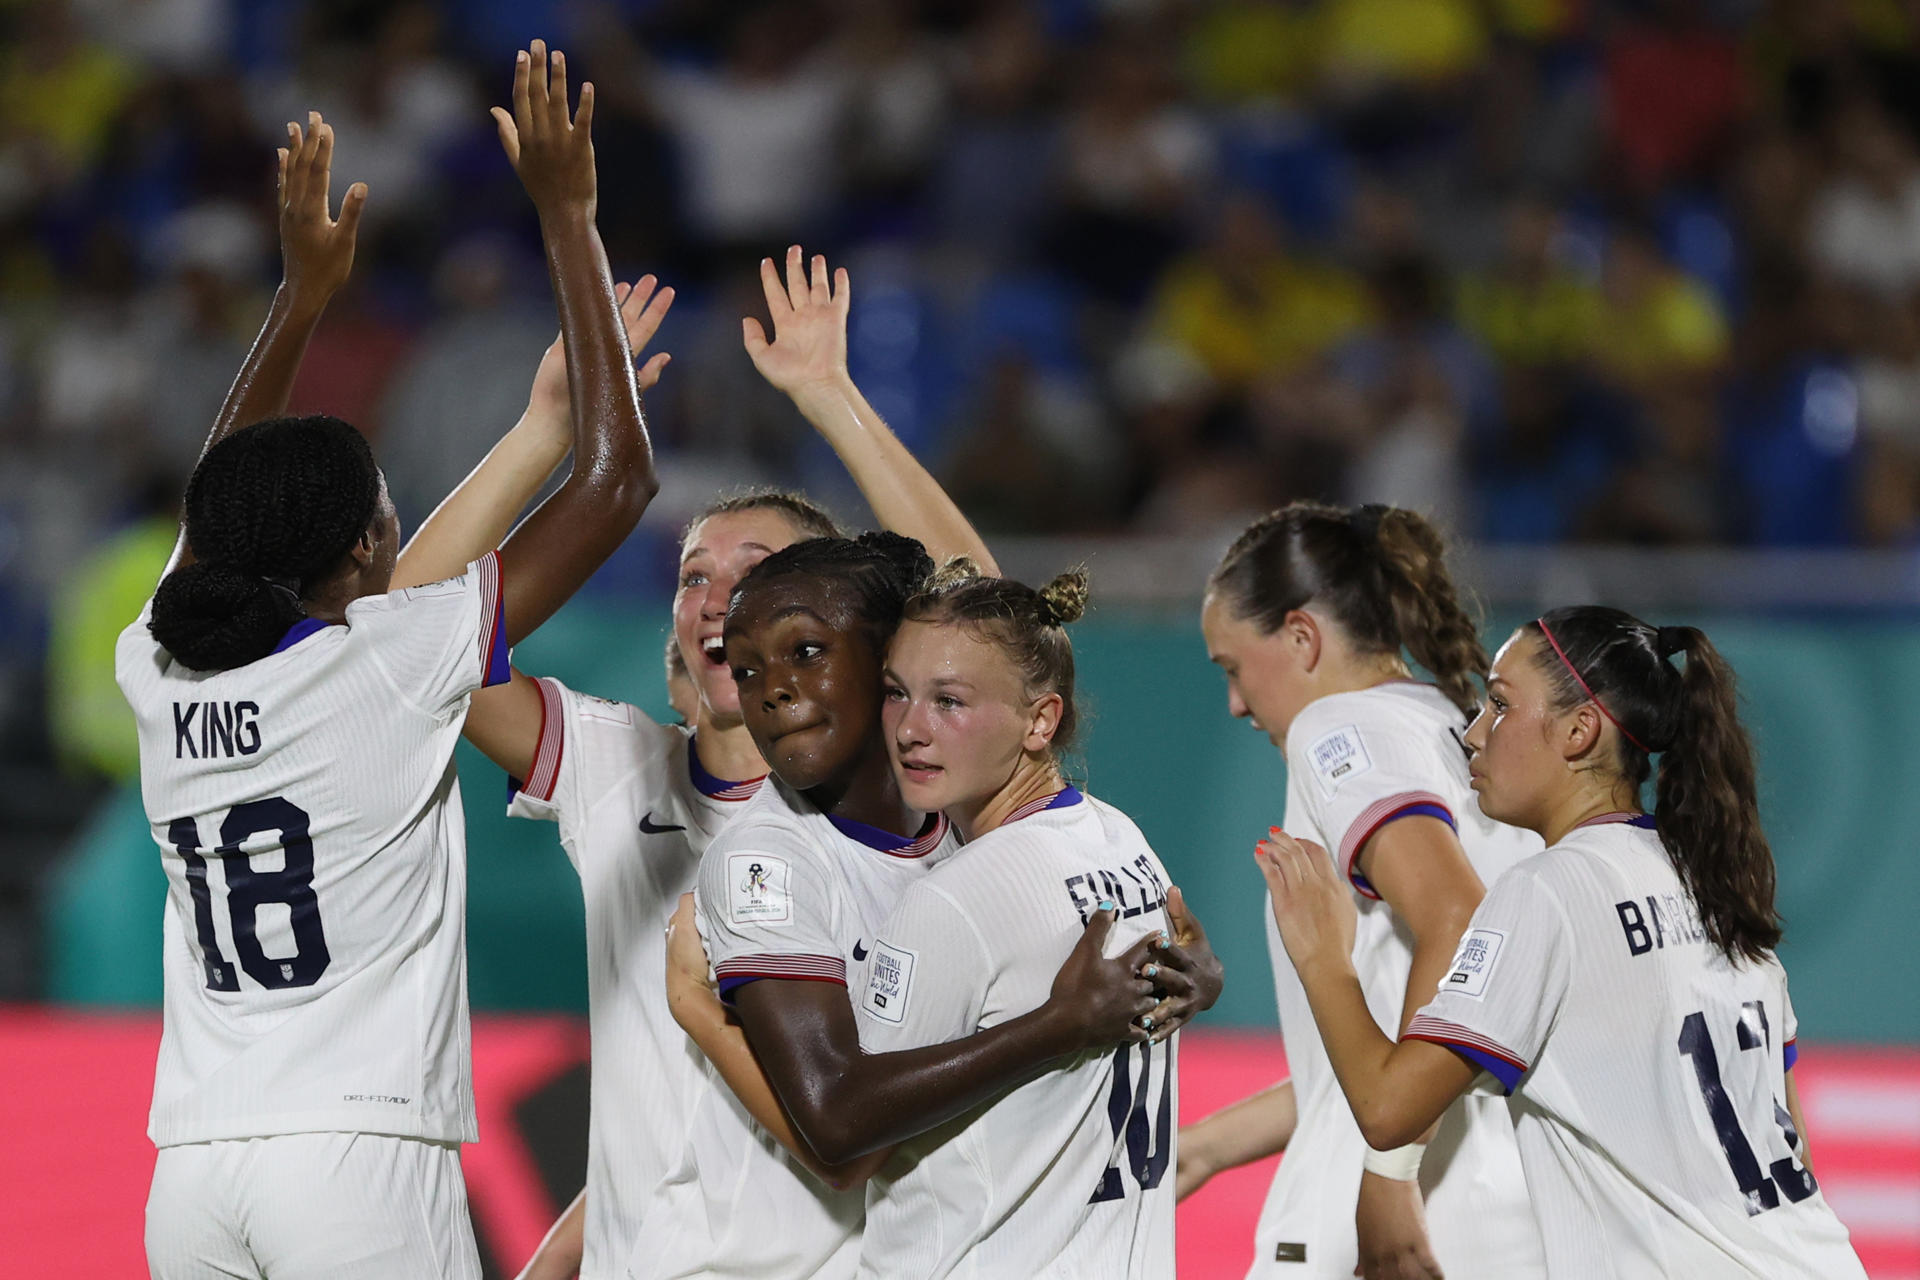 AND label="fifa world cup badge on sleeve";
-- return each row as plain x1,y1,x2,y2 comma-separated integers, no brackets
1308,725,1374,796
728,854,791,925
1444,928,1506,999
861,941,916,1025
